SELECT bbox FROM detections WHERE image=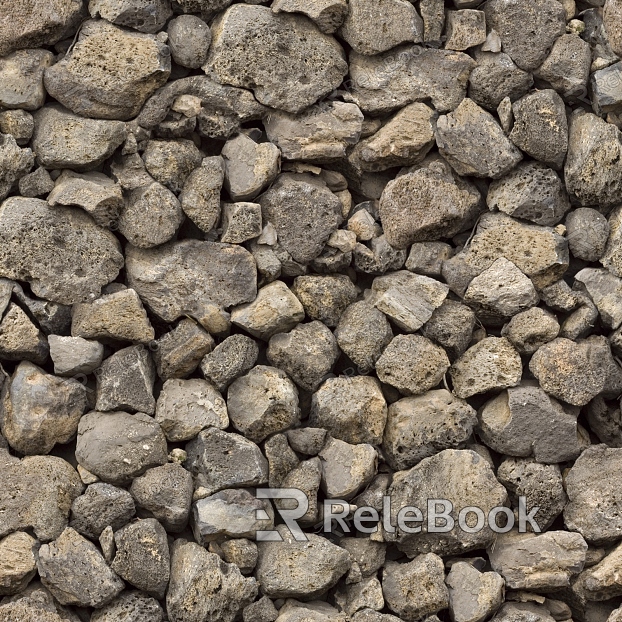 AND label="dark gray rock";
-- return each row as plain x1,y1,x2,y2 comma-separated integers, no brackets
200,334,259,392
566,207,609,262
167,15,212,68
